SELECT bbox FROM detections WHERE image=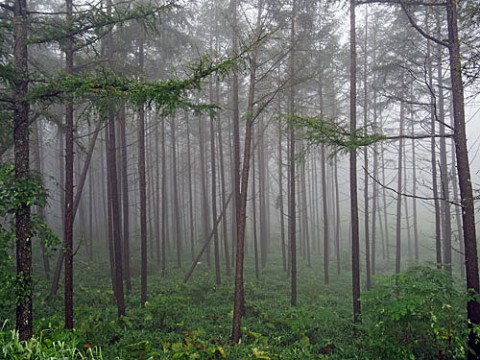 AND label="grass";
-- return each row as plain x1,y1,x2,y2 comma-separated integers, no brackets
0,253,469,359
